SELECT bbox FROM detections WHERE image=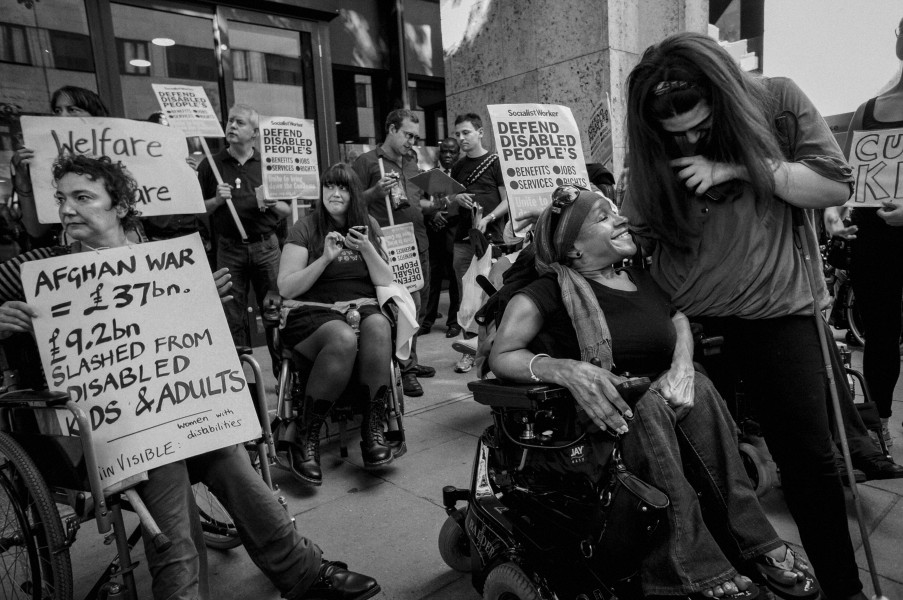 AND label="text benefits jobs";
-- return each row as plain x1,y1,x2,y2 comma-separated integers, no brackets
263,128,313,154
496,121,578,161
